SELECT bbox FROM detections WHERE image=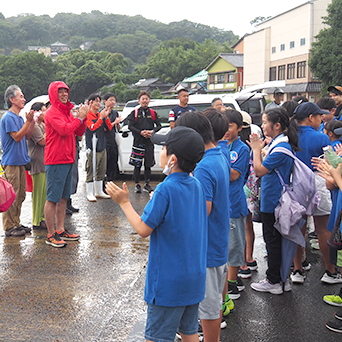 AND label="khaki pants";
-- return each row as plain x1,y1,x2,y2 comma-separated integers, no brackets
86,149,107,183
2,165,26,231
